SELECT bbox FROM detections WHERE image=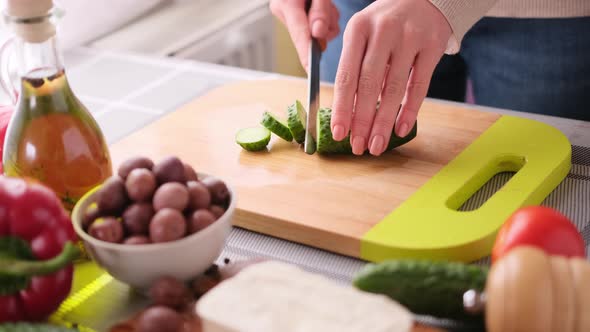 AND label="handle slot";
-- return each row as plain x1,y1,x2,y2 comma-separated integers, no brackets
448,155,525,211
